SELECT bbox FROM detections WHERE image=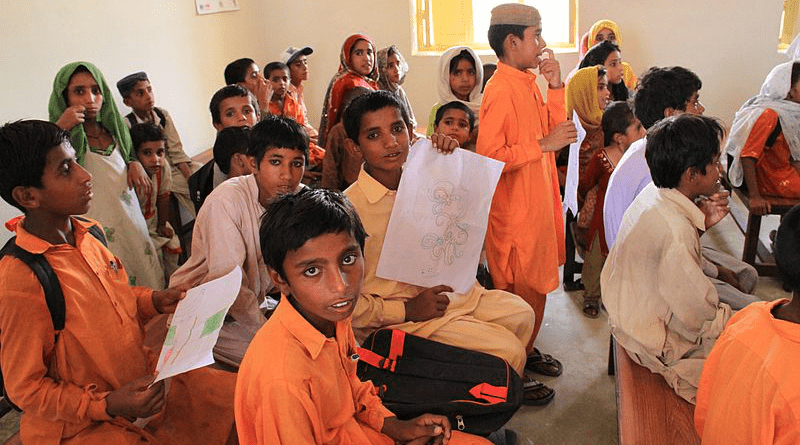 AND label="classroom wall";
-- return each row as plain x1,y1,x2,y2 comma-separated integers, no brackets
0,0,791,242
